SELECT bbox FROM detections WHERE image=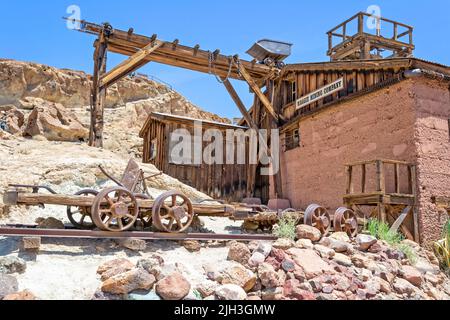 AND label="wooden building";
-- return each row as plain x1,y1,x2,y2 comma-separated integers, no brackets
139,112,261,201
